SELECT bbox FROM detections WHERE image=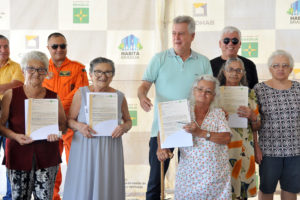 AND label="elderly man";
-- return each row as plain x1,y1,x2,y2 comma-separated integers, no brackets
138,15,212,200
0,35,24,200
210,26,258,89
42,32,89,200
